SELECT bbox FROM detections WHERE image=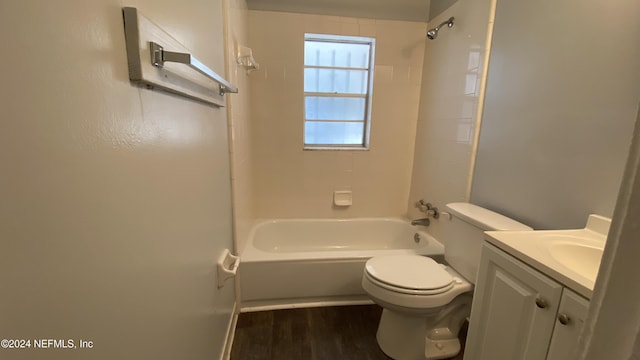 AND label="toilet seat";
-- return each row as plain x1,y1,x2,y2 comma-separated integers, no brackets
365,255,453,295
362,255,473,311
364,272,454,295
